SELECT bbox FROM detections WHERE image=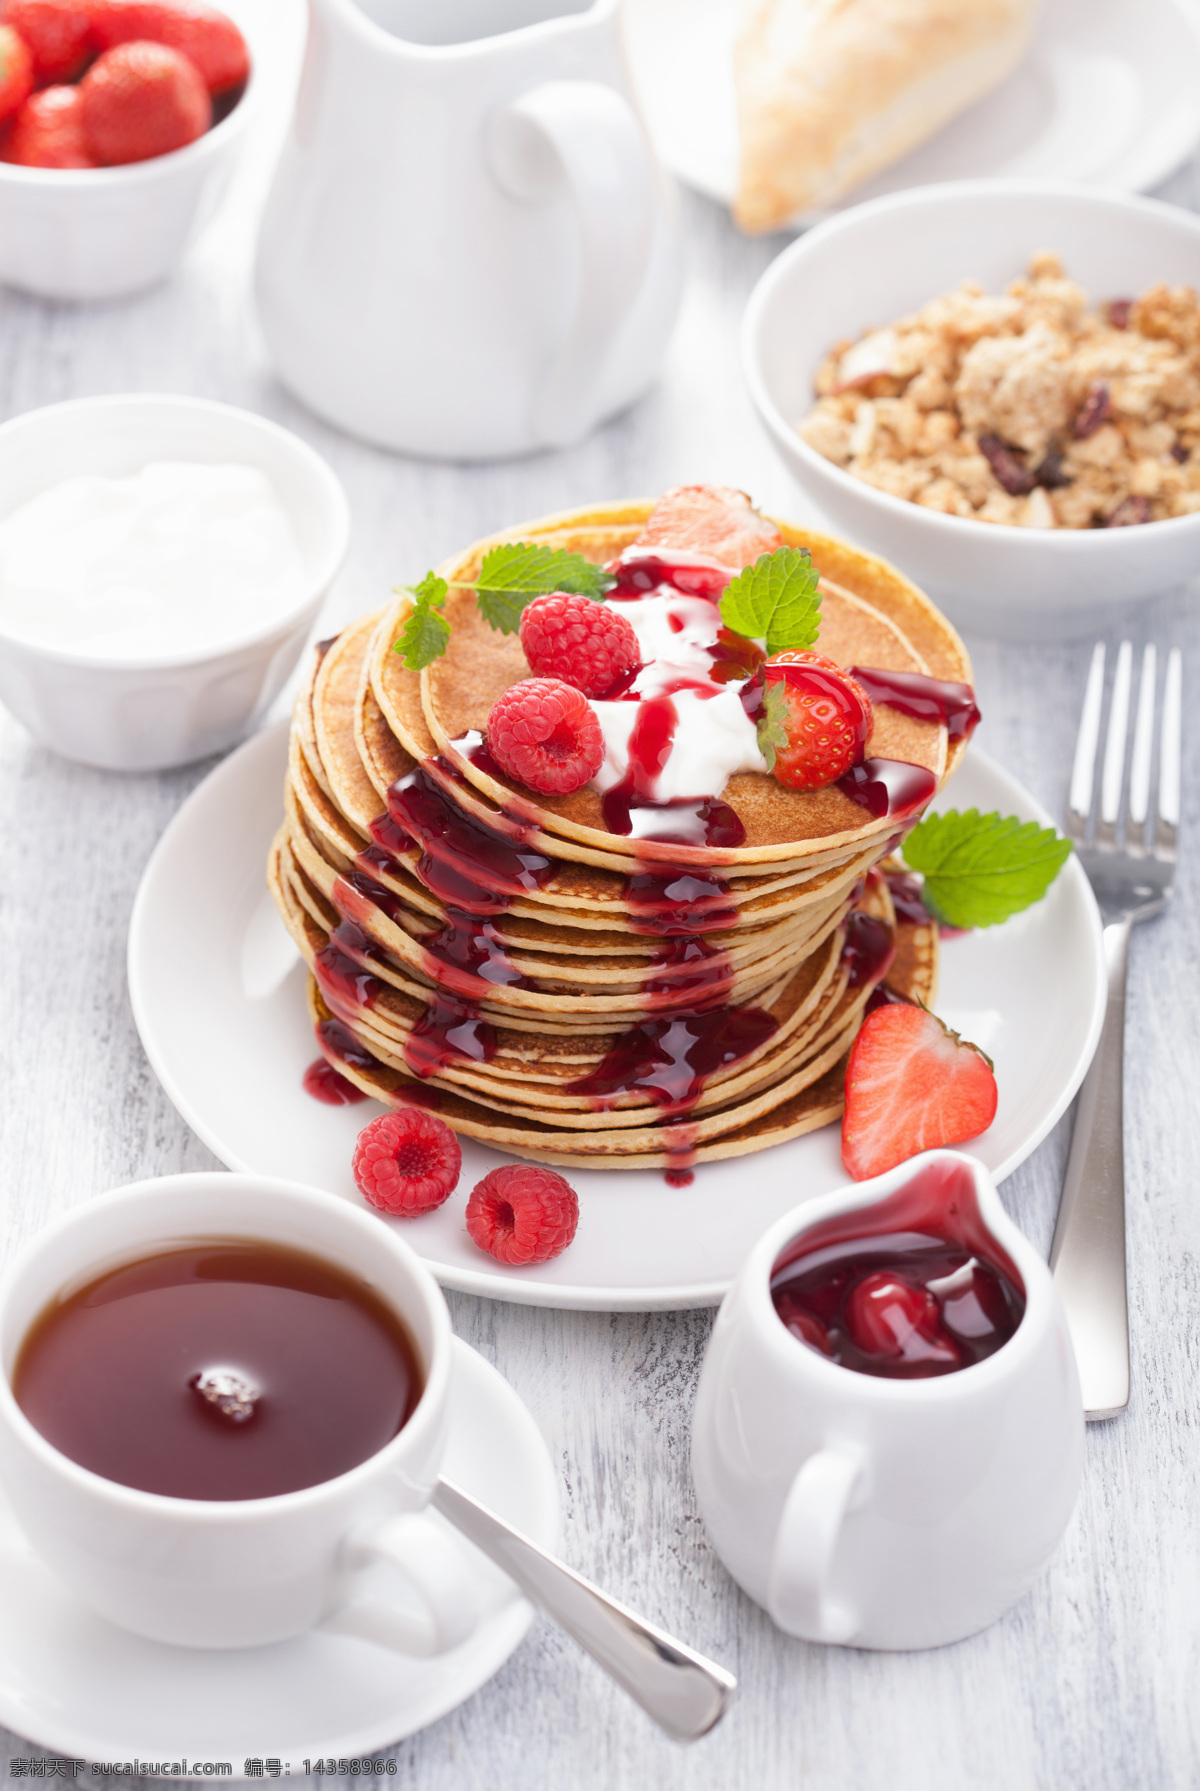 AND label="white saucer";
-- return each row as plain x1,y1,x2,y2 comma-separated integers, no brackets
0,1340,557,1767
624,0,1200,224
127,722,1105,1310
